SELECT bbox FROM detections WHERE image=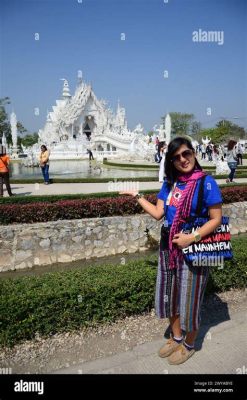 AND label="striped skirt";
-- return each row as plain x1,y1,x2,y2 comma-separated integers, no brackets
155,248,209,332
